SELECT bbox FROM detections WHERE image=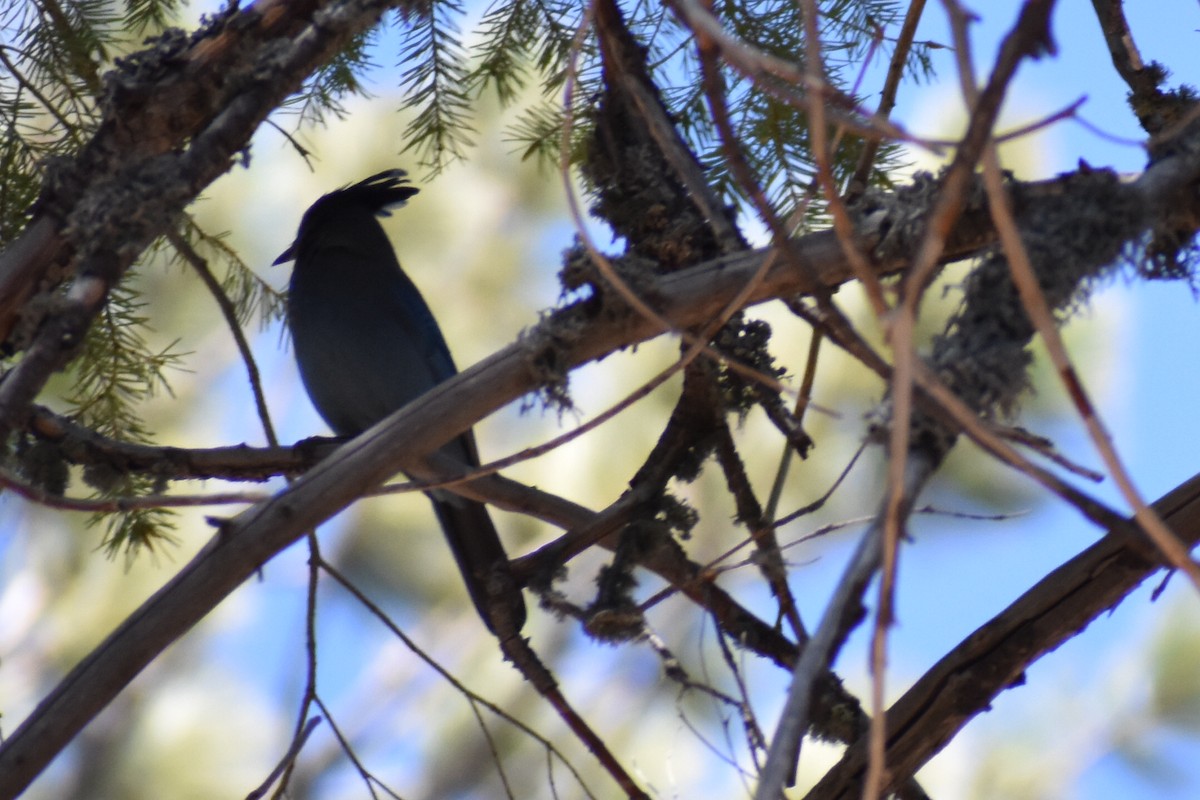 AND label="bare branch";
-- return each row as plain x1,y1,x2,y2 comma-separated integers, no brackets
807,470,1200,798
